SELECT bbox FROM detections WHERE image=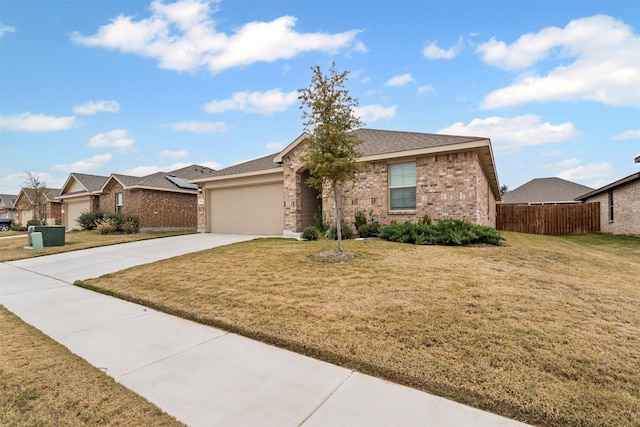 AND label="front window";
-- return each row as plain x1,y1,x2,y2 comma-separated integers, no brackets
608,191,614,222
389,162,416,210
115,193,123,213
